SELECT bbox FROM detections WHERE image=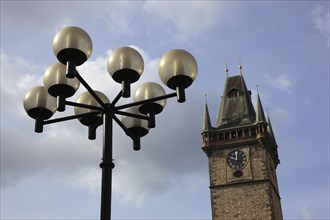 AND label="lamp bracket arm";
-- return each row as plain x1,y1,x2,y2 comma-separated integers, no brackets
114,92,177,111
112,114,139,143
65,100,104,111
108,91,122,110
74,71,107,109
43,111,101,125
114,110,149,121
